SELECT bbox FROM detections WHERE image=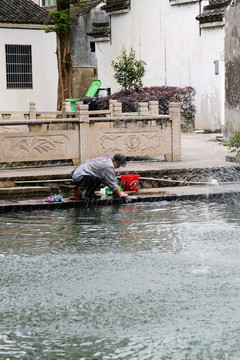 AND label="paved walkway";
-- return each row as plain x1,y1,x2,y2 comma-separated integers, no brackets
124,132,239,172
0,133,239,181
